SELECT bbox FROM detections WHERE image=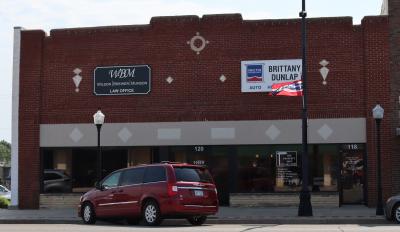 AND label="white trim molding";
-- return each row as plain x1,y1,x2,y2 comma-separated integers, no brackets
40,118,366,147
11,26,23,208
